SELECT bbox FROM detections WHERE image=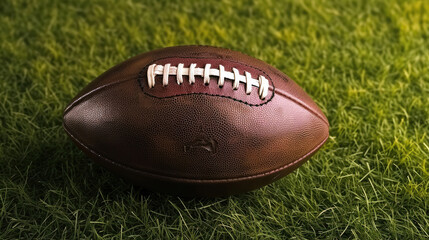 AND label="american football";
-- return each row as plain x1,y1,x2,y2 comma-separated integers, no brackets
63,46,329,197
